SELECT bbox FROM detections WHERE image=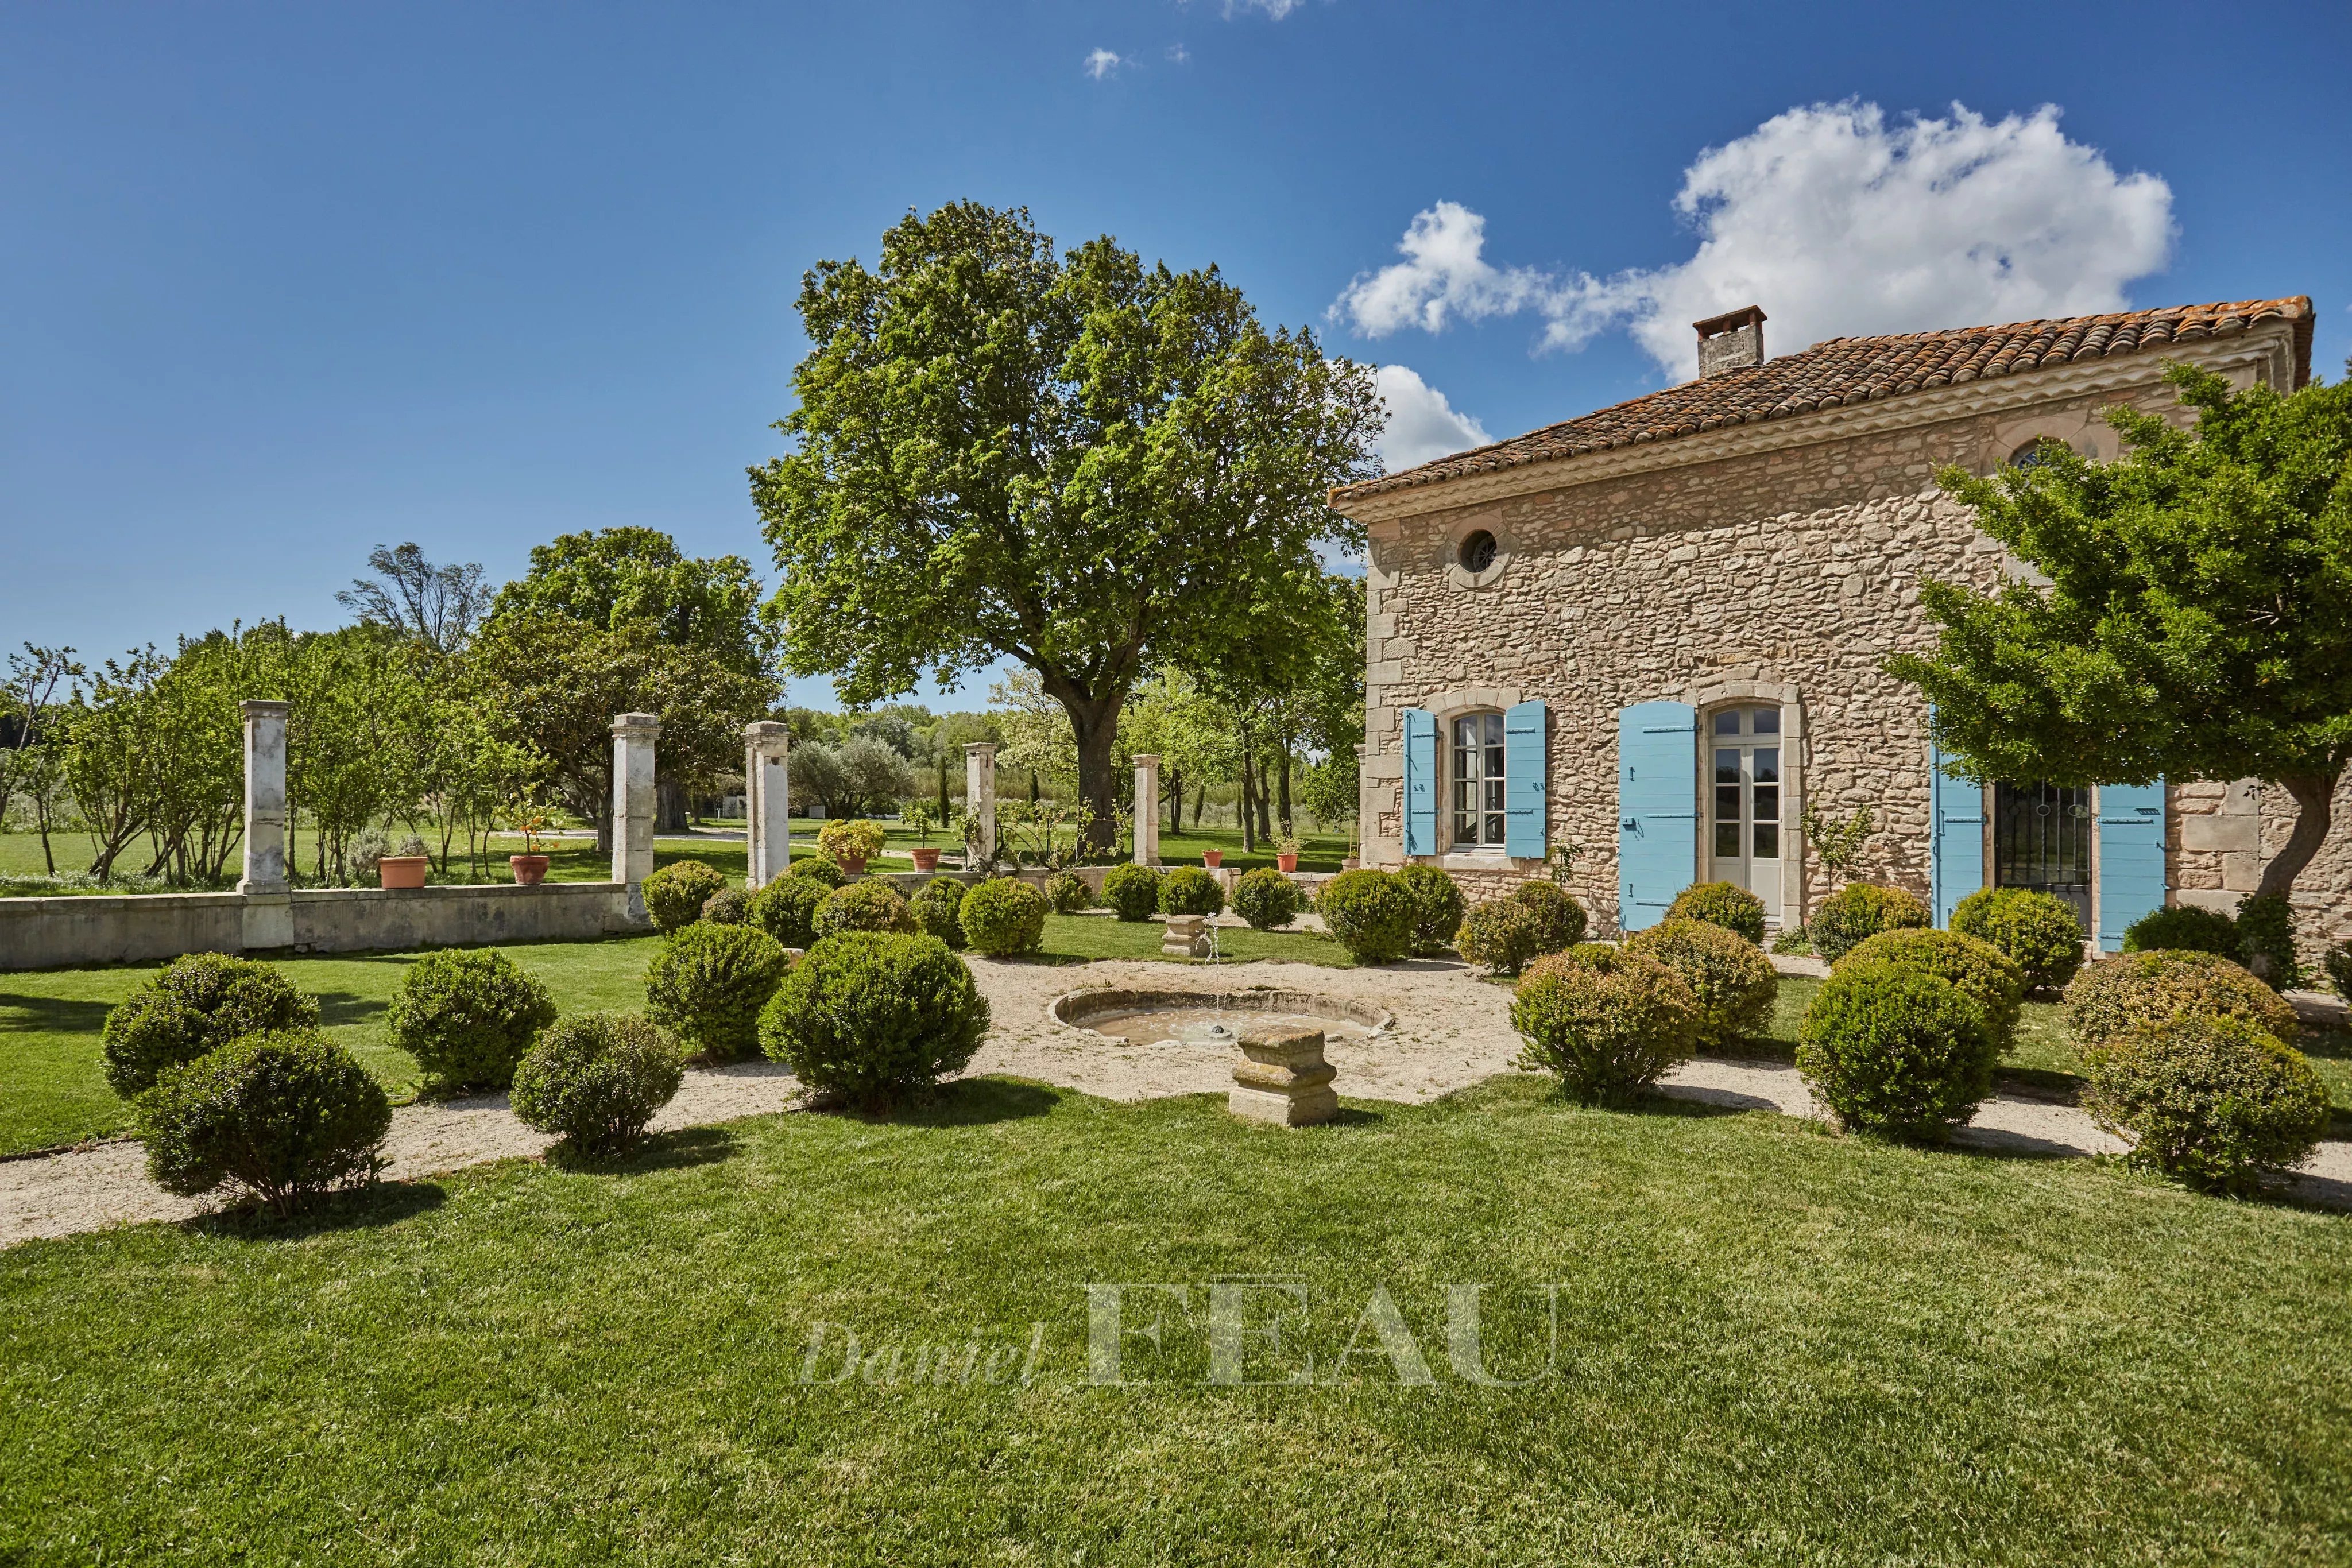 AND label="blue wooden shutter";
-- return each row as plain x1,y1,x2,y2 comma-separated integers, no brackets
1401,708,1437,857
1929,731,1986,928
1617,701,1696,932
1504,700,1547,859
2096,780,2167,951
